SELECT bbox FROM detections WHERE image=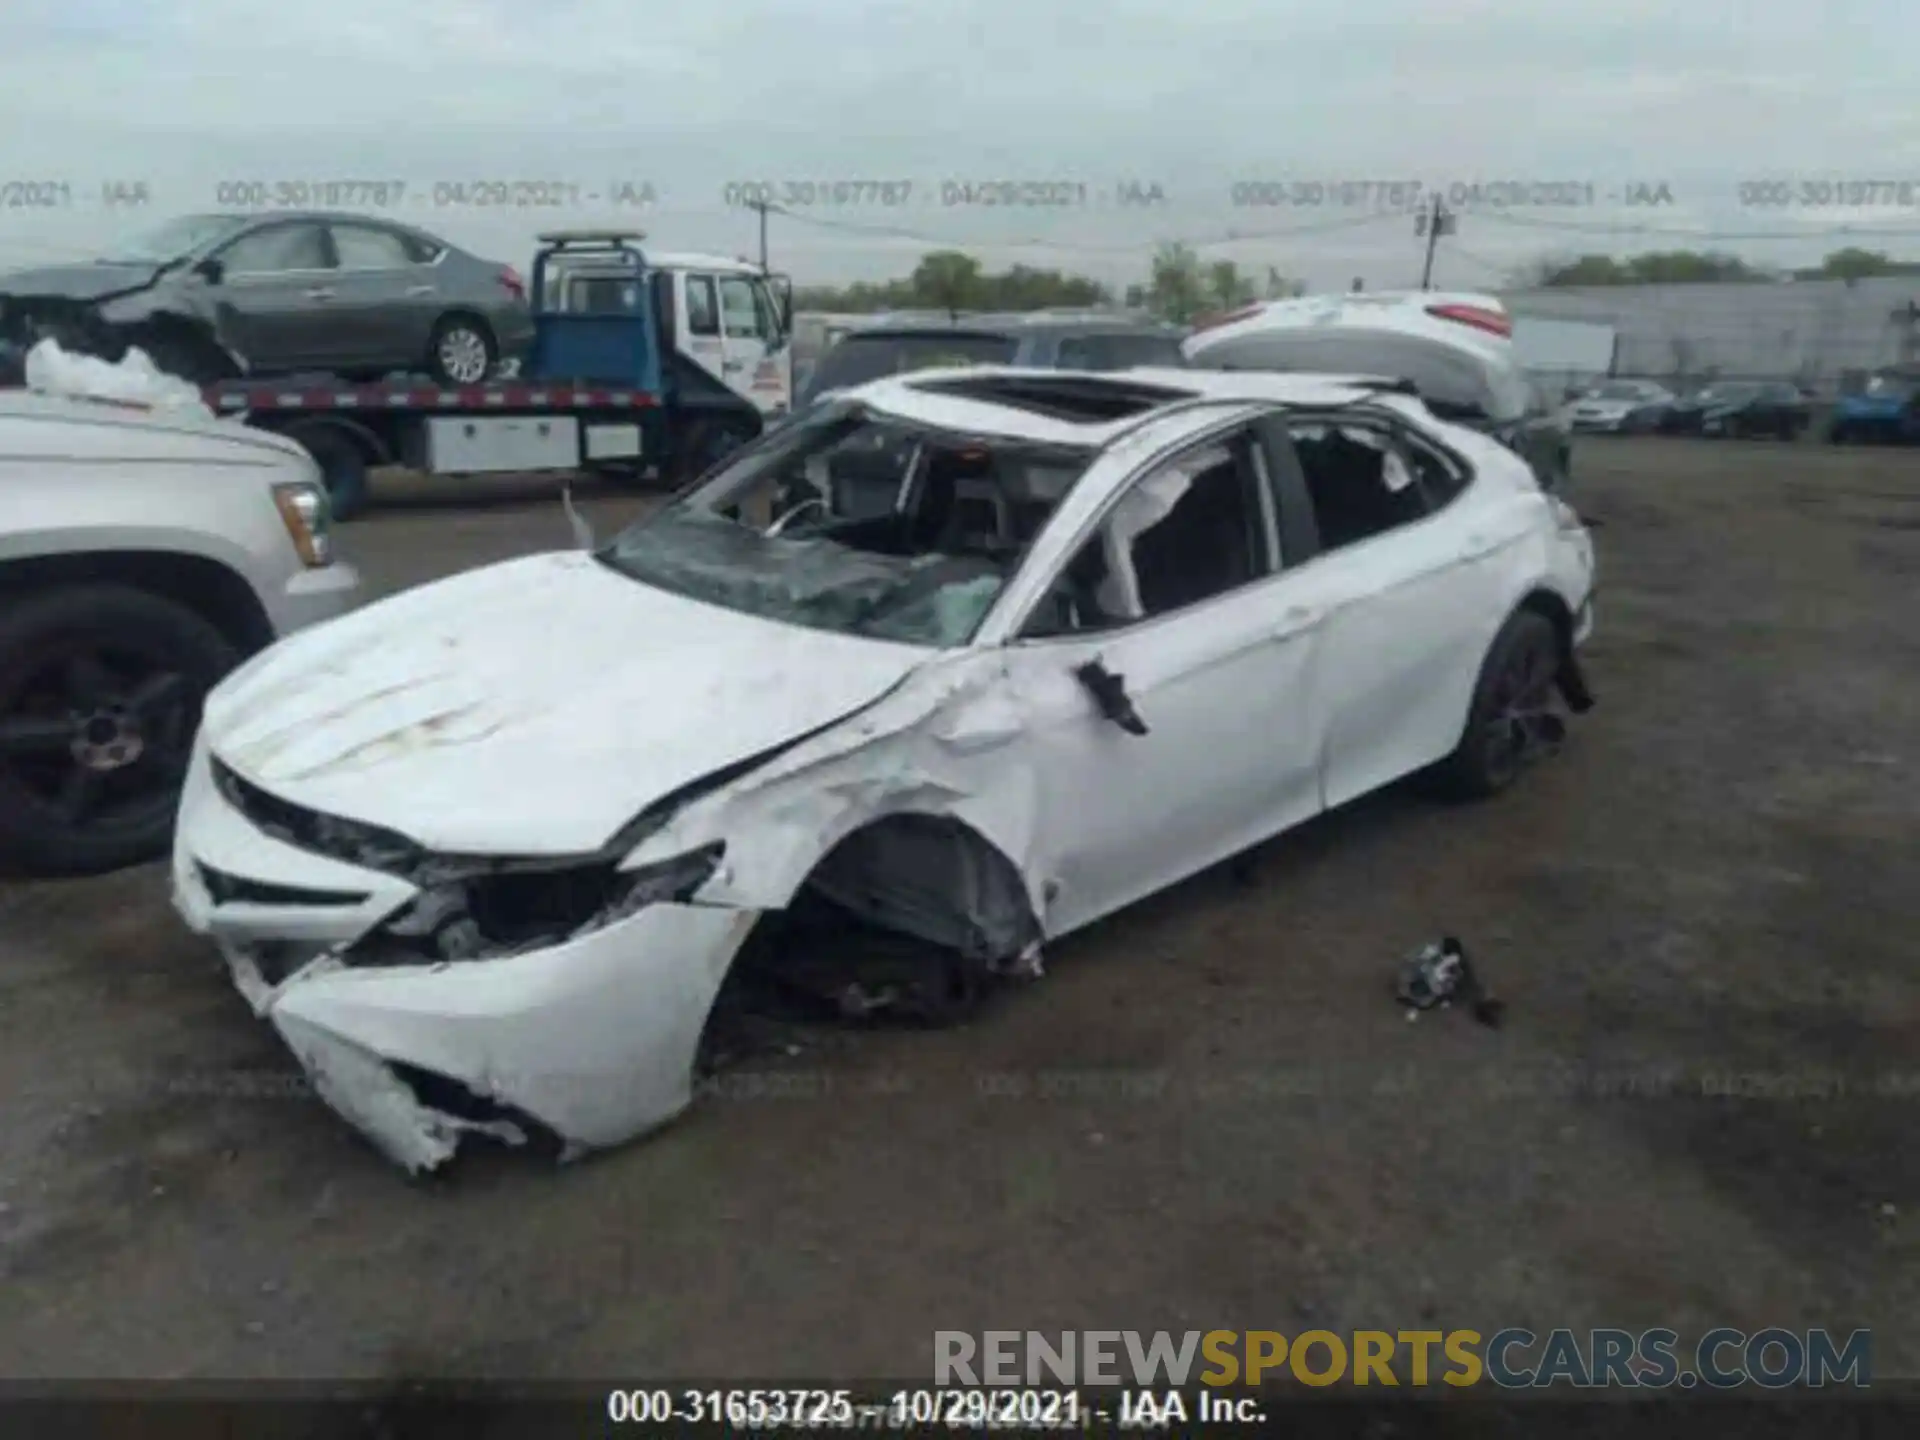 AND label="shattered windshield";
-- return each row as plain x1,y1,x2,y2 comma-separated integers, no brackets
598,403,1093,647
99,214,248,265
